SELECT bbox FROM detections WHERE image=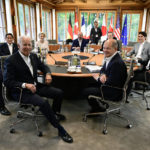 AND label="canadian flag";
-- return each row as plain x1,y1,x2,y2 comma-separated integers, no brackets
73,12,79,40
101,14,107,42
109,16,113,32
